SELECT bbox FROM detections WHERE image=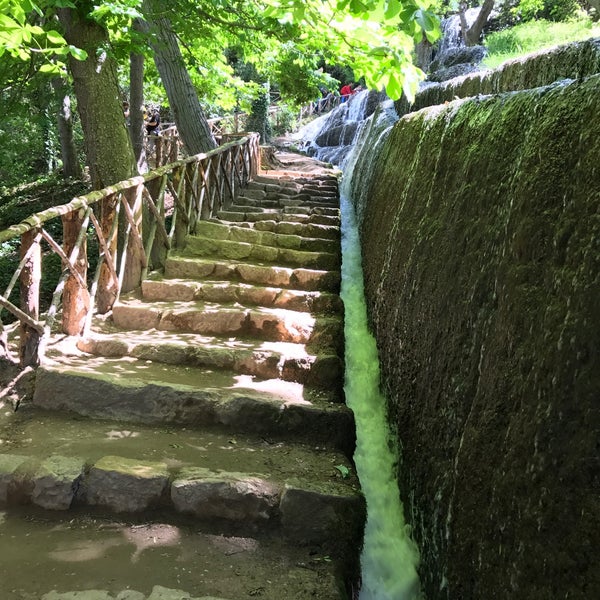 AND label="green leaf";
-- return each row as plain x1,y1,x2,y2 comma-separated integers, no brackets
45,30,66,45
68,45,88,60
334,464,350,479
385,71,403,100
39,62,59,73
